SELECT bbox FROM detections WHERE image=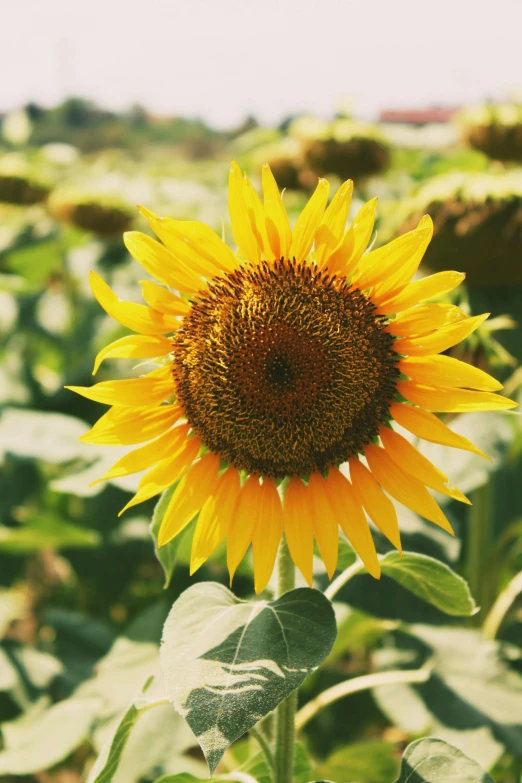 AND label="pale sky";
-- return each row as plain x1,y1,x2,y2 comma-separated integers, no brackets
1,0,521,128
